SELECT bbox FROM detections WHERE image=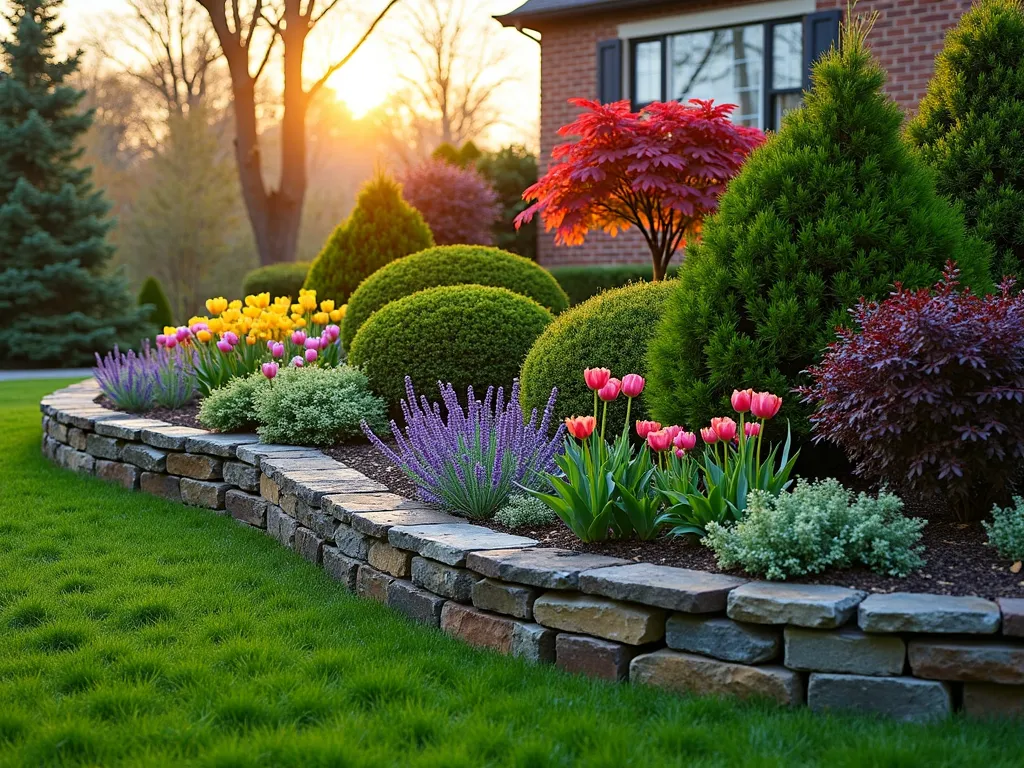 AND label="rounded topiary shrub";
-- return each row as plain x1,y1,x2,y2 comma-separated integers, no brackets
303,173,433,304
137,276,173,329
242,261,309,300
348,285,552,407
520,280,675,425
645,18,993,441
341,245,569,350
